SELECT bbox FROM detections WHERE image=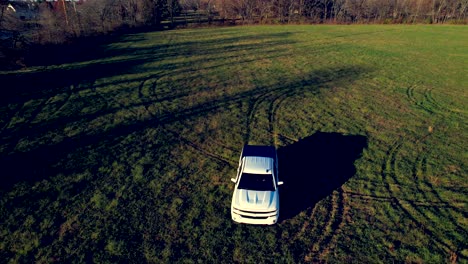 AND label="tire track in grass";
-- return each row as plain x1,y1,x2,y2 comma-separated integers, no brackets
416,155,467,214
22,93,57,125
423,88,460,115
410,140,467,256
0,96,50,154
138,78,158,103
381,139,462,259
90,83,112,118
247,86,298,146
343,190,465,210
162,127,235,167
24,82,86,125
275,133,297,145
318,188,346,260
11,97,49,128
137,73,220,121
136,73,236,168
2,81,100,148
293,203,319,241
269,87,348,259
306,189,343,262
343,191,394,202
245,84,297,146
5,67,361,157
396,198,467,262
47,83,97,122
268,90,295,147
406,86,418,106
382,140,416,224
406,86,465,117
0,103,22,134
137,33,175,116
412,146,468,259
138,76,160,115
0,82,110,184
320,188,350,260
244,90,275,144
48,84,75,119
